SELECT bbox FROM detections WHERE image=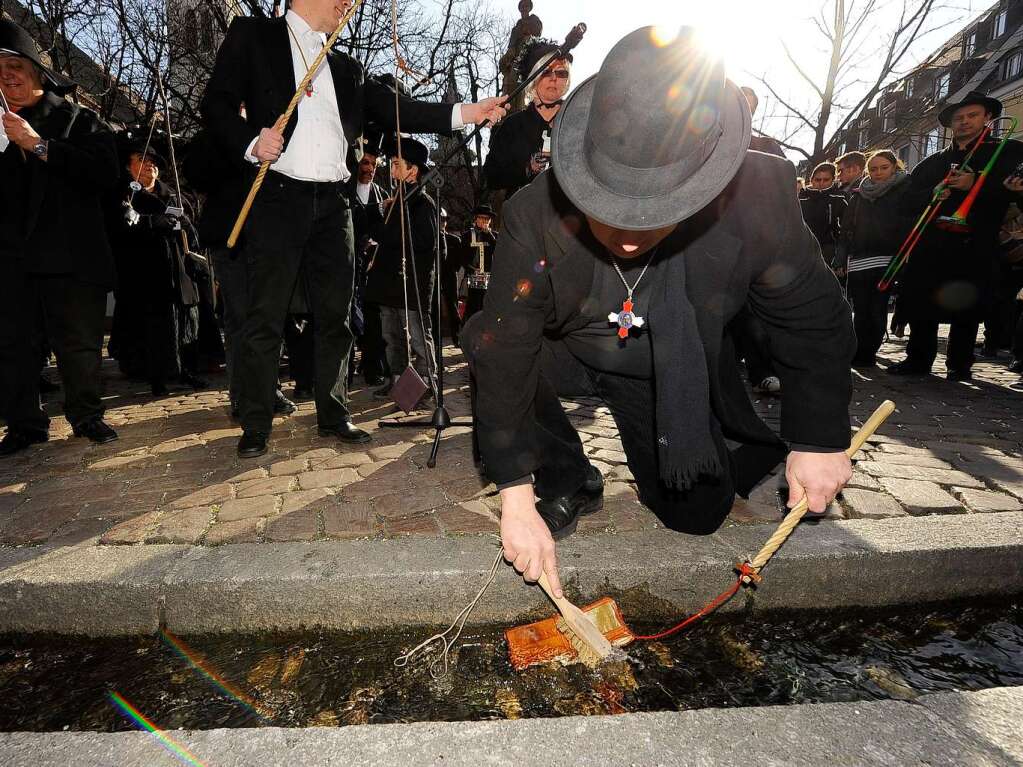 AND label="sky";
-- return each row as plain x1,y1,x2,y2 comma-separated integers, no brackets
522,0,985,159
